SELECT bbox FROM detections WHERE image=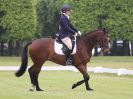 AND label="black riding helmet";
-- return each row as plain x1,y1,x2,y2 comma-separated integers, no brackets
61,4,71,13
